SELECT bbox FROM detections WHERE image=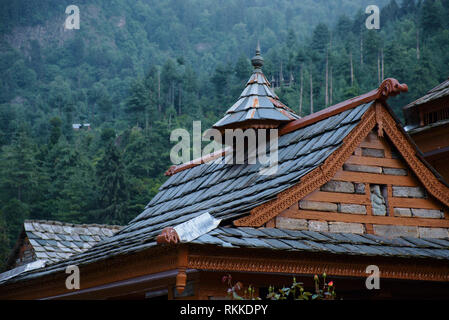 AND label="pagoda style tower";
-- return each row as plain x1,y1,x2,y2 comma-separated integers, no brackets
213,43,299,131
